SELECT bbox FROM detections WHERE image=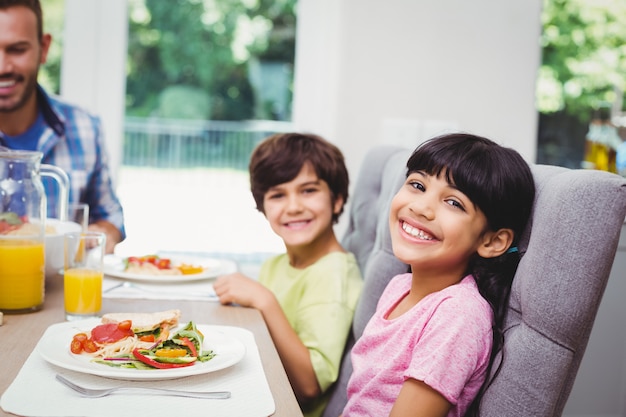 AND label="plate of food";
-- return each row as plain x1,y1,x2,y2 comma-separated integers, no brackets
37,310,246,380
103,254,236,283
